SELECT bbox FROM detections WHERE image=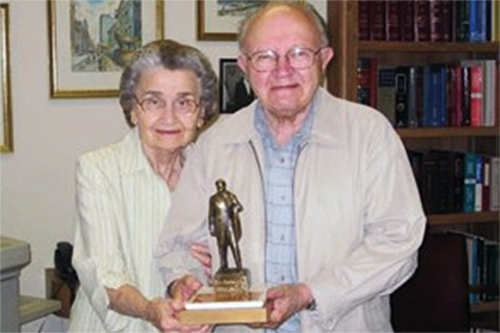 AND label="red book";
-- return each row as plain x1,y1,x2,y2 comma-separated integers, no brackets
400,1,415,41
415,0,431,41
386,0,401,41
430,0,453,41
358,1,371,40
357,58,378,108
469,64,484,127
370,1,387,41
450,65,463,127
